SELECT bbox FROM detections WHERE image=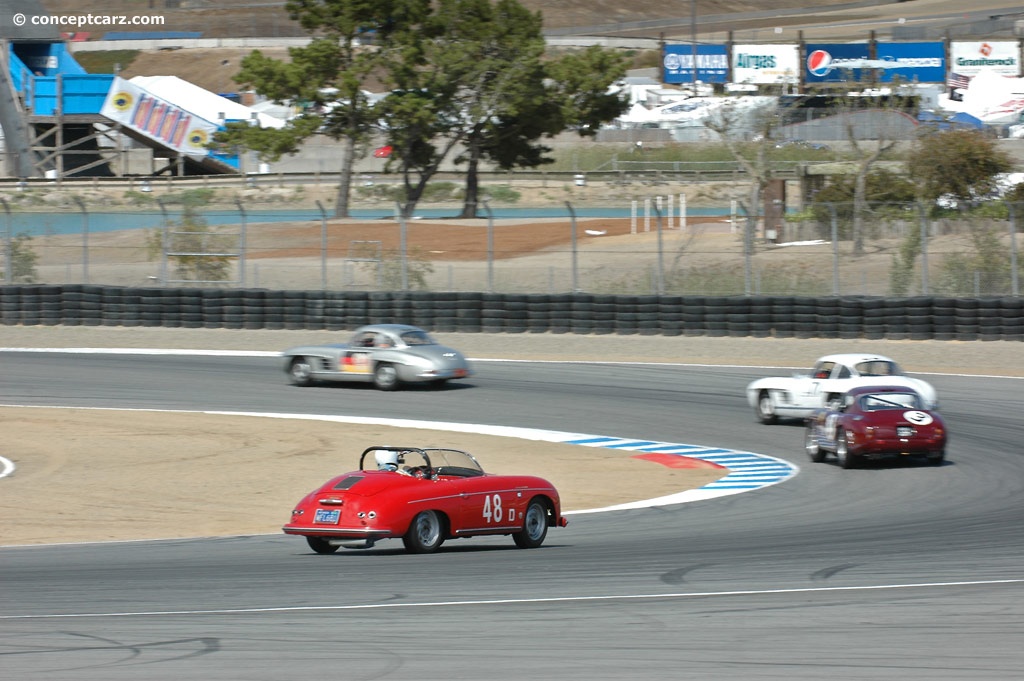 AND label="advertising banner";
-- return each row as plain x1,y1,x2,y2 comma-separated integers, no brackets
663,44,729,84
804,43,871,83
874,42,946,83
100,76,219,156
732,44,800,84
950,41,1020,77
